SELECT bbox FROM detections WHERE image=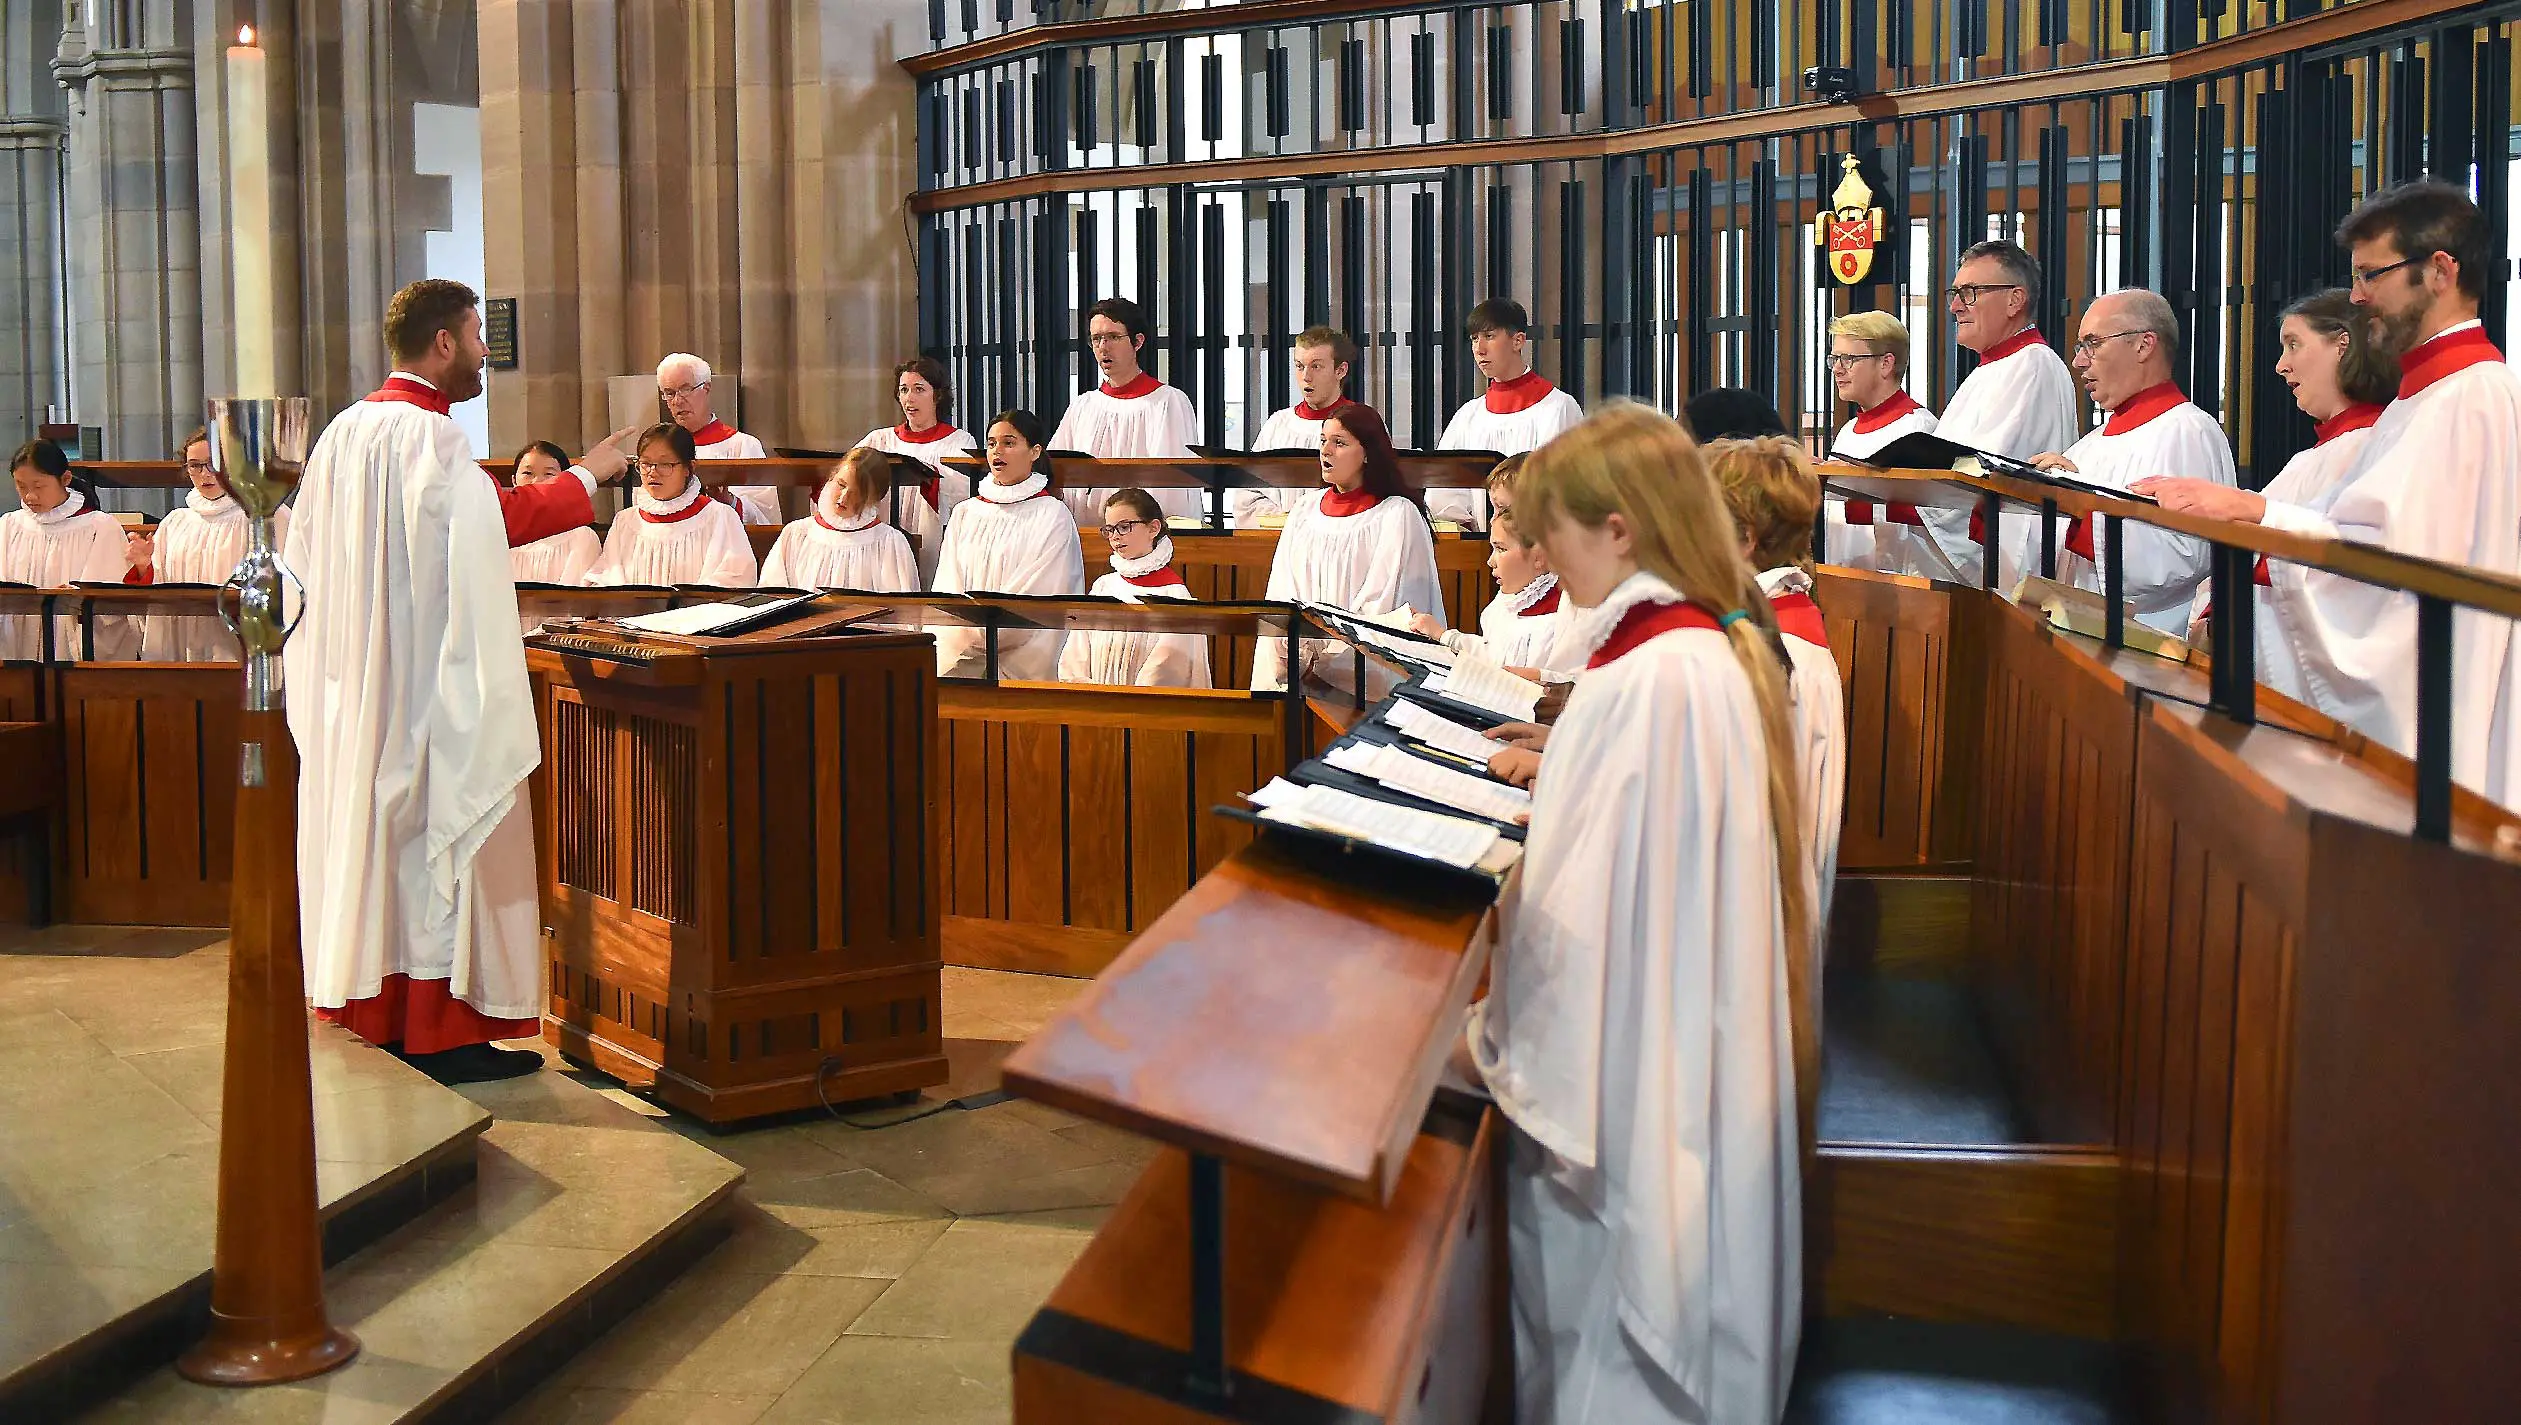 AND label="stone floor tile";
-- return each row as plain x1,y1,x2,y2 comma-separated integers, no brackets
117,1041,228,1118
0,1258,194,1381
495,1382,778,1425
744,1166,953,1229
994,1096,1087,1134
413,1122,740,1254
1049,1119,1159,1168
0,1145,216,1268
905,1159,1145,1219
76,1353,456,1424
664,1120,868,1185
814,1104,1109,1202
327,1236,625,1370
843,1218,1093,1343
311,1079,492,1166
559,1269,892,1396
757,1336,1014,1425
